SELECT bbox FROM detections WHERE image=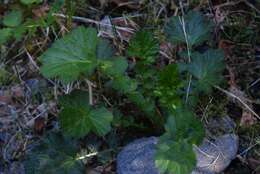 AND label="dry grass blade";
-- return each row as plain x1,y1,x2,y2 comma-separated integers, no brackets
214,85,260,120
52,13,136,33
